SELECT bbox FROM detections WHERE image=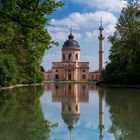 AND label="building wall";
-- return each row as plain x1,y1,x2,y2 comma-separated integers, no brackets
44,70,101,81
52,68,63,80
44,72,52,81
50,62,89,81
79,68,89,81
89,72,101,81
62,48,80,62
